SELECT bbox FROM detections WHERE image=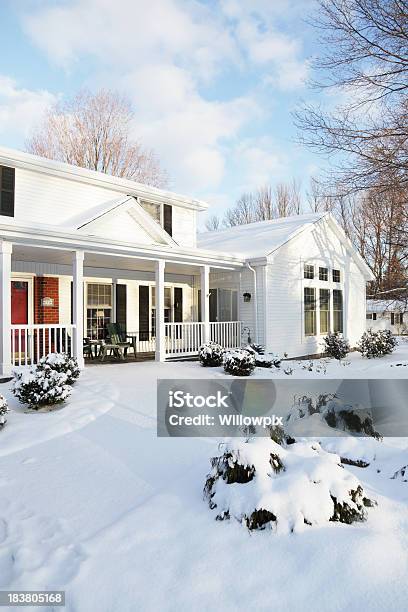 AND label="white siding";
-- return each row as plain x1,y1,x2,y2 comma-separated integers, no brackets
79,209,164,244
264,222,368,357
172,207,196,248
6,167,197,248
366,313,408,334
